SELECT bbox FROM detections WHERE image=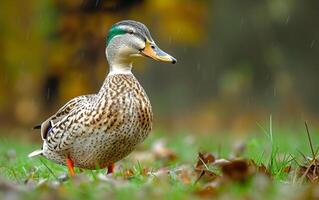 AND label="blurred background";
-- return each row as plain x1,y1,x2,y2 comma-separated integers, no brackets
0,0,318,137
